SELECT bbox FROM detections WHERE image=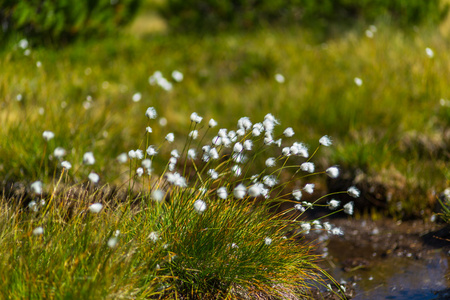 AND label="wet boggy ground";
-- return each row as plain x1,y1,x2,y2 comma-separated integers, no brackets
308,218,450,300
